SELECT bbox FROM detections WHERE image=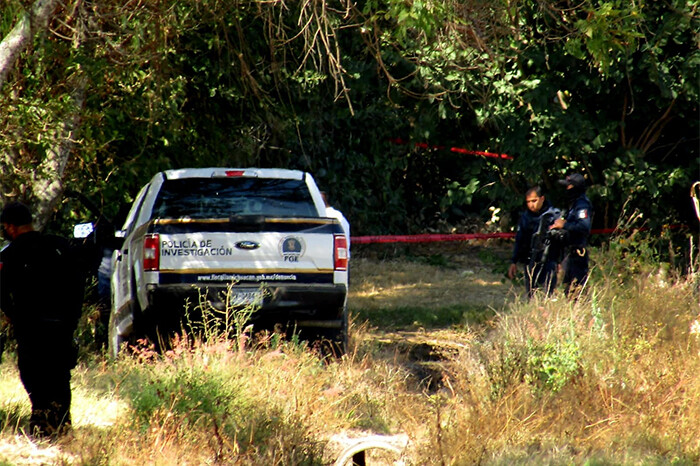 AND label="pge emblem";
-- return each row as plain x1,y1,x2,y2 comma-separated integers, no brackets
280,236,305,262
